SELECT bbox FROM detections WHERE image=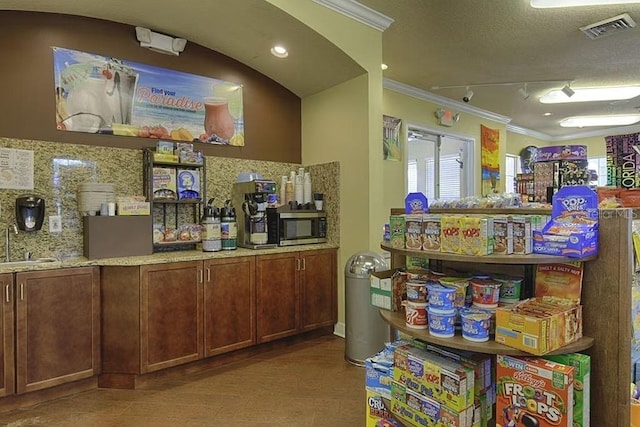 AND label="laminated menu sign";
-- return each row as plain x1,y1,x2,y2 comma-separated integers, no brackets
533,186,599,258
